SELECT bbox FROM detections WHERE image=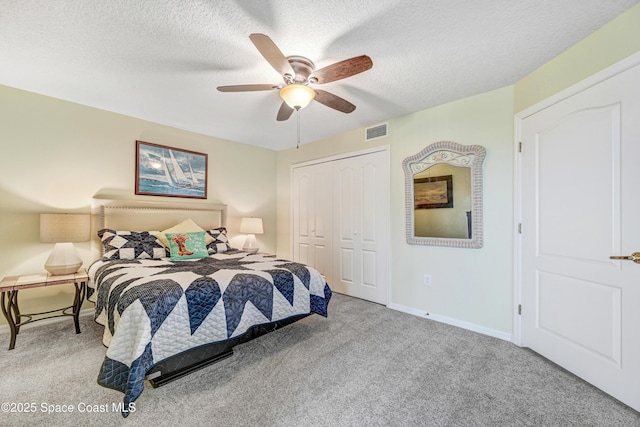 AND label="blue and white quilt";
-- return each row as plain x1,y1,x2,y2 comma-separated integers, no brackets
87,251,332,415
